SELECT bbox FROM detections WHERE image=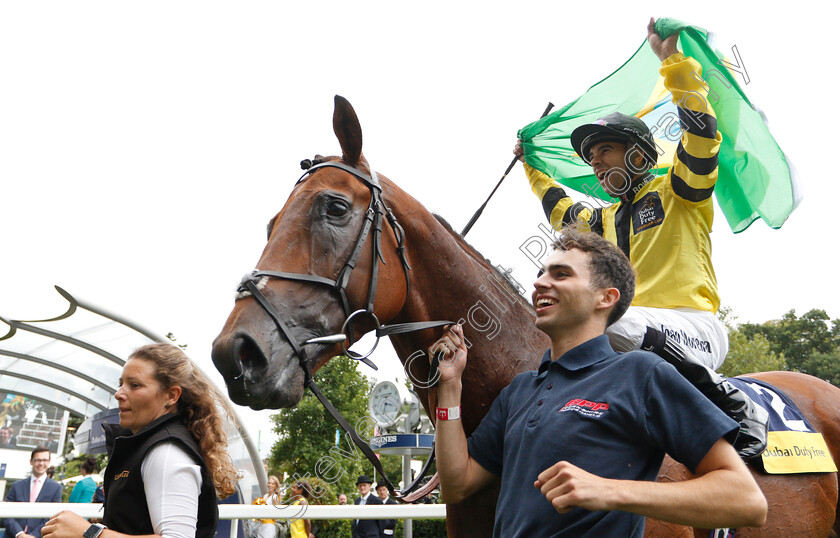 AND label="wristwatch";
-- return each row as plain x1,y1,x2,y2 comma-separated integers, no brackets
83,523,107,538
